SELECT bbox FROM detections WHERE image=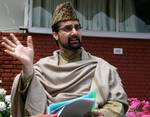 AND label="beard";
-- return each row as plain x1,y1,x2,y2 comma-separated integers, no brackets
58,35,81,50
